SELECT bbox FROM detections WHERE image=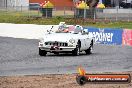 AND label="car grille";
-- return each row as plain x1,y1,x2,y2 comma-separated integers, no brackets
45,42,68,47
